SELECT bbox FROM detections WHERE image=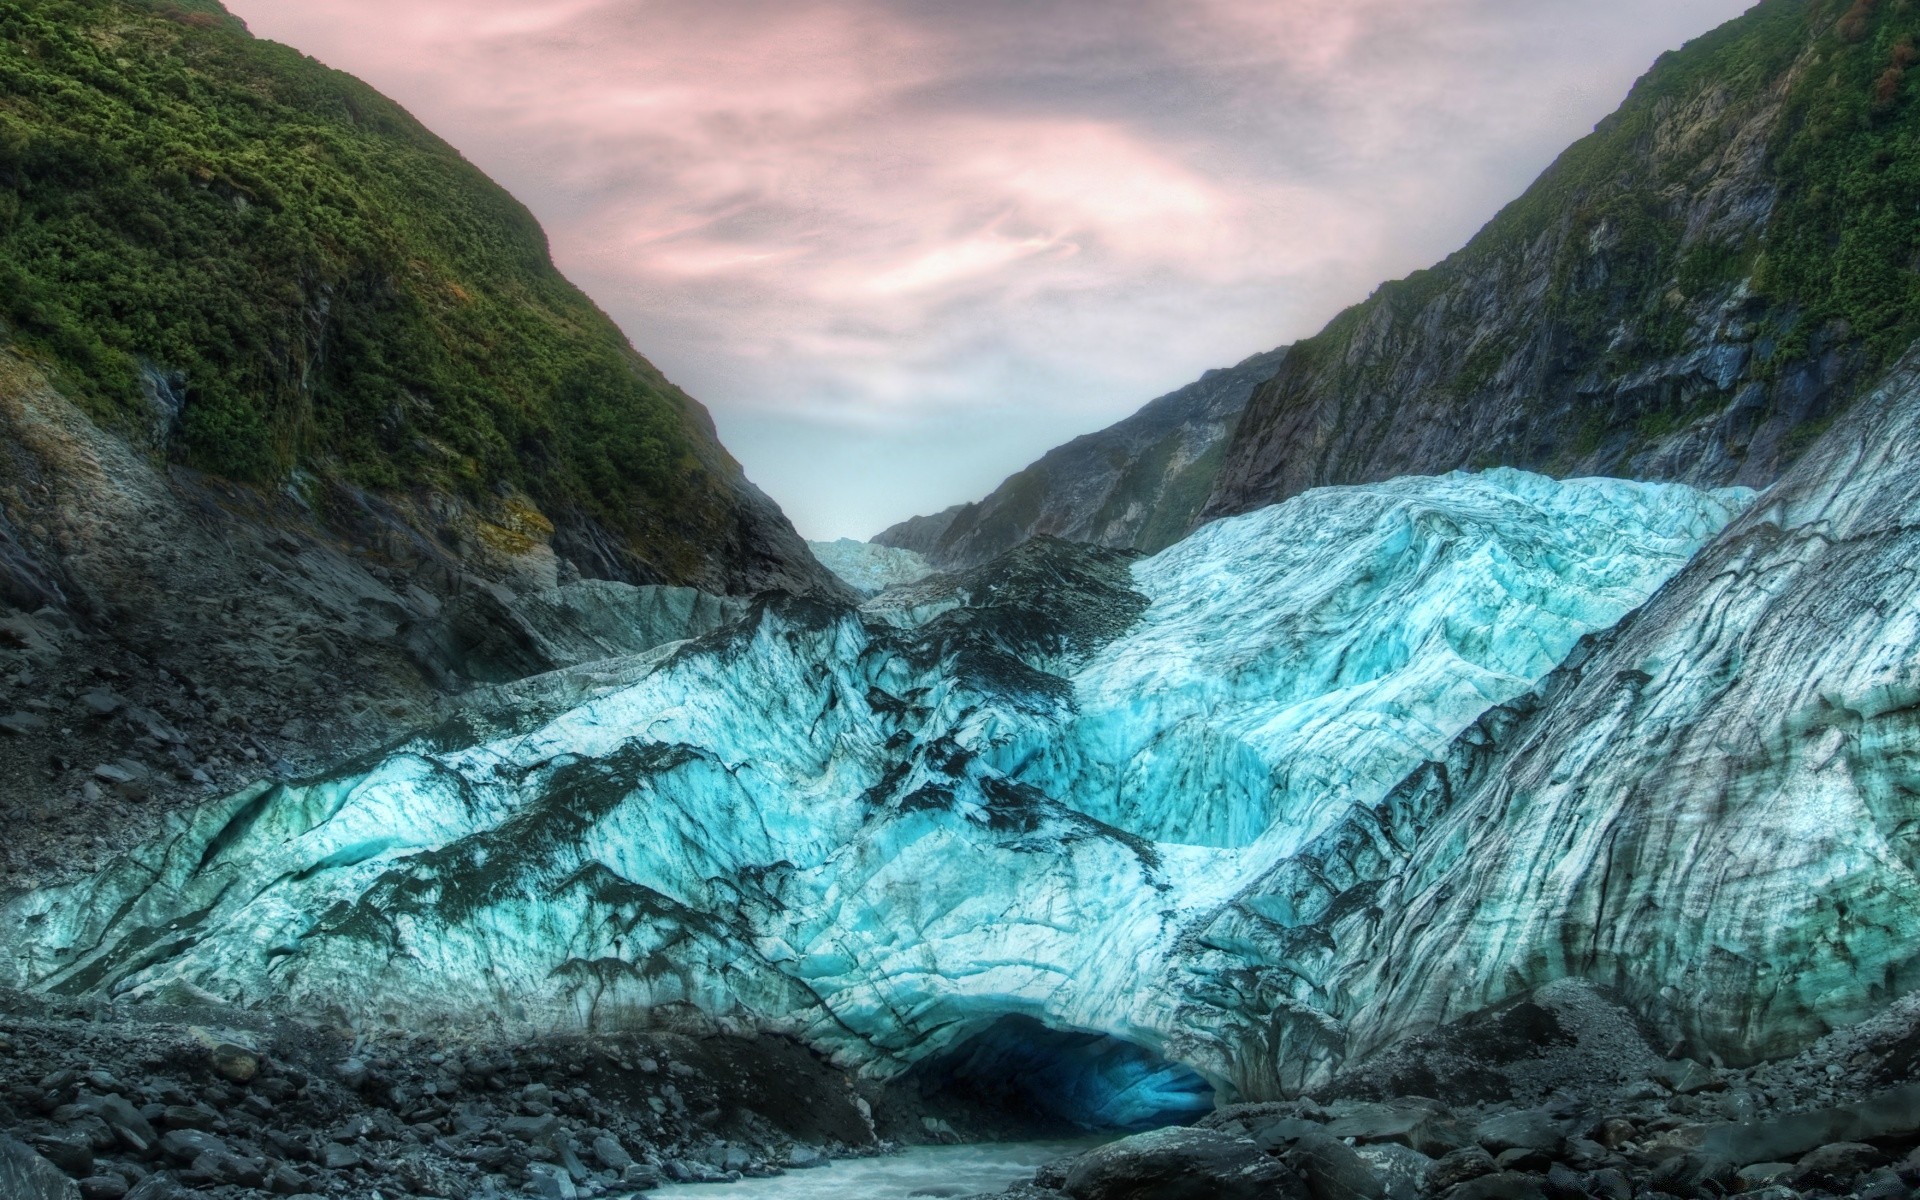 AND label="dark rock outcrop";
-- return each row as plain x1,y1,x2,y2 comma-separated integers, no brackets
1205,0,1920,524
876,348,1286,569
